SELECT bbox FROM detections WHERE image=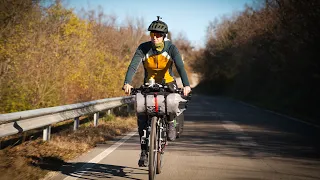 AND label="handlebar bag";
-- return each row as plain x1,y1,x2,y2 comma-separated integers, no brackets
135,93,187,115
